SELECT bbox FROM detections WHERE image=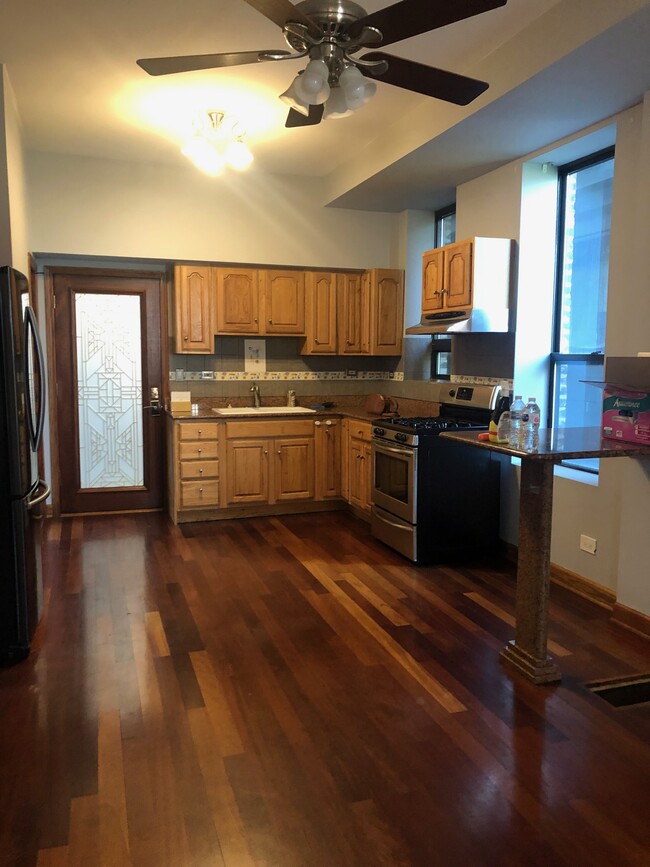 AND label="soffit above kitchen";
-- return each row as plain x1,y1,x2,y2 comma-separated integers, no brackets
0,0,648,212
